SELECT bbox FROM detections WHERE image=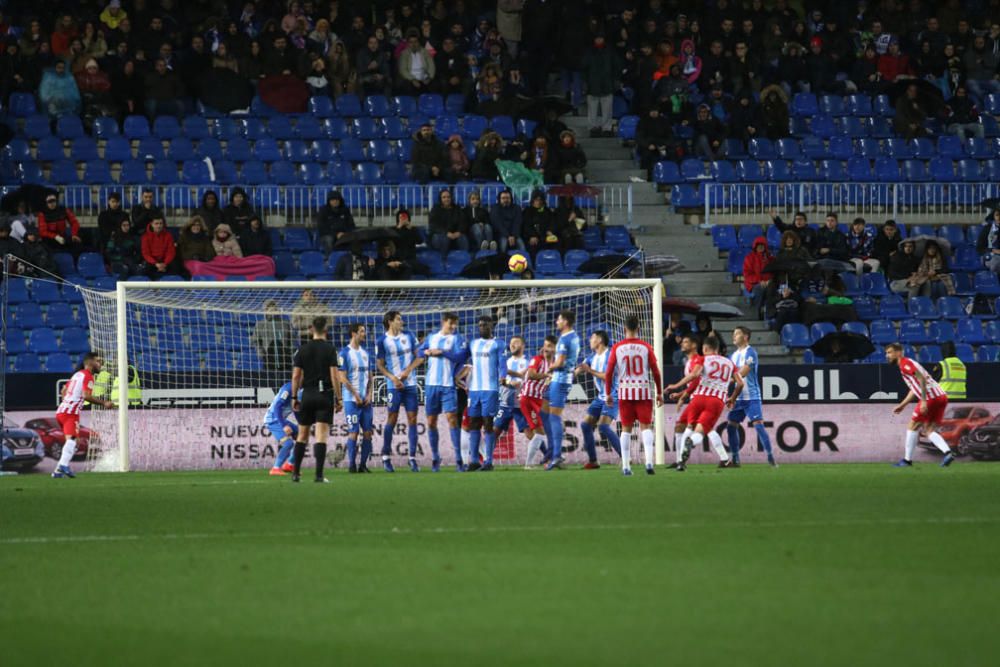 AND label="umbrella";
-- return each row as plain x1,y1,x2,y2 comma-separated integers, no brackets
811,258,855,273
765,256,811,275
900,234,950,258
697,302,744,319
515,95,575,121
644,254,684,276
197,68,254,113
577,254,638,276
979,198,1000,211
546,184,602,198
460,253,509,279
662,296,700,314
887,78,946,115
1,184,57,214
810,331,875,363
333,228,399,248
